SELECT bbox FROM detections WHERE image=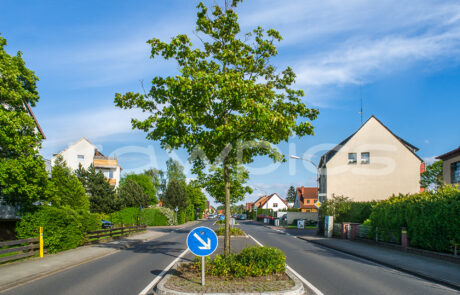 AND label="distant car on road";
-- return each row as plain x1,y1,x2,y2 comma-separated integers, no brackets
236,214,247,220
102,220,114,229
